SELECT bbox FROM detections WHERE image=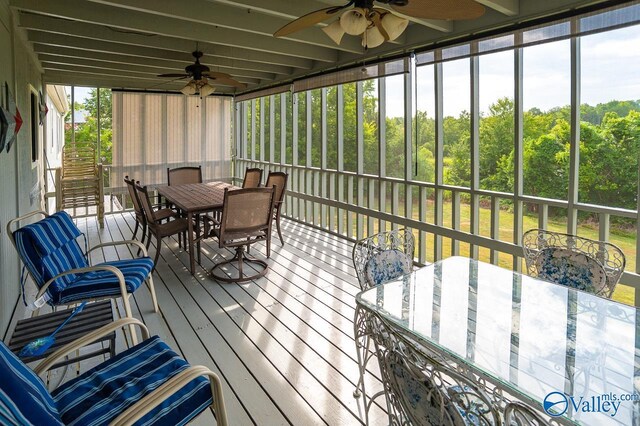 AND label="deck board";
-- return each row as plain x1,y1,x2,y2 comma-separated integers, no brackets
7,211,387,426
